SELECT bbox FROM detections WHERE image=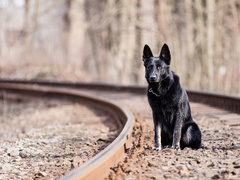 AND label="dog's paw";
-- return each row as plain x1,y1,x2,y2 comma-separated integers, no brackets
171,145,180,150
151,146,161,151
